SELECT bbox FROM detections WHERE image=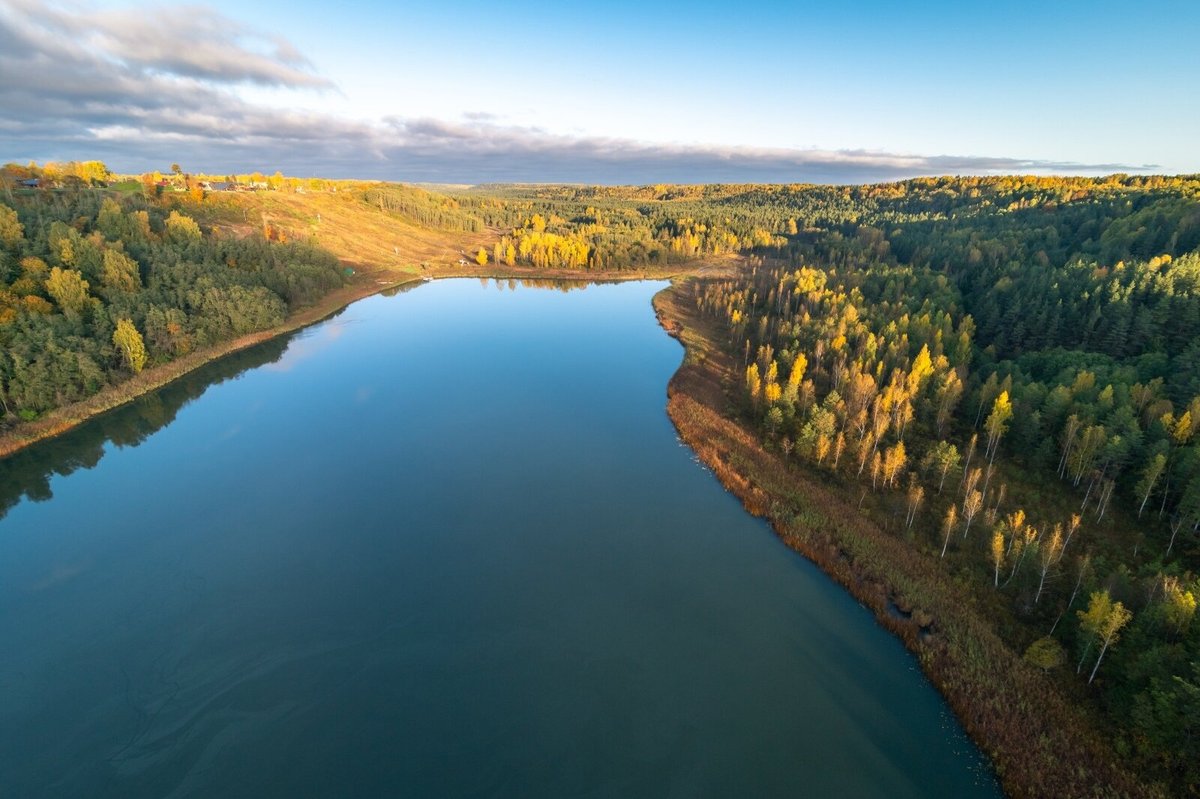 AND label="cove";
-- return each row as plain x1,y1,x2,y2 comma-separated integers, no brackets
0,279,999,797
